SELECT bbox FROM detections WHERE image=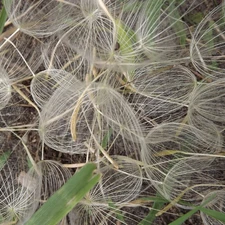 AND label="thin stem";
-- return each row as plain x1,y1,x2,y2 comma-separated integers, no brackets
0,28,20,50
4,38,36,77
